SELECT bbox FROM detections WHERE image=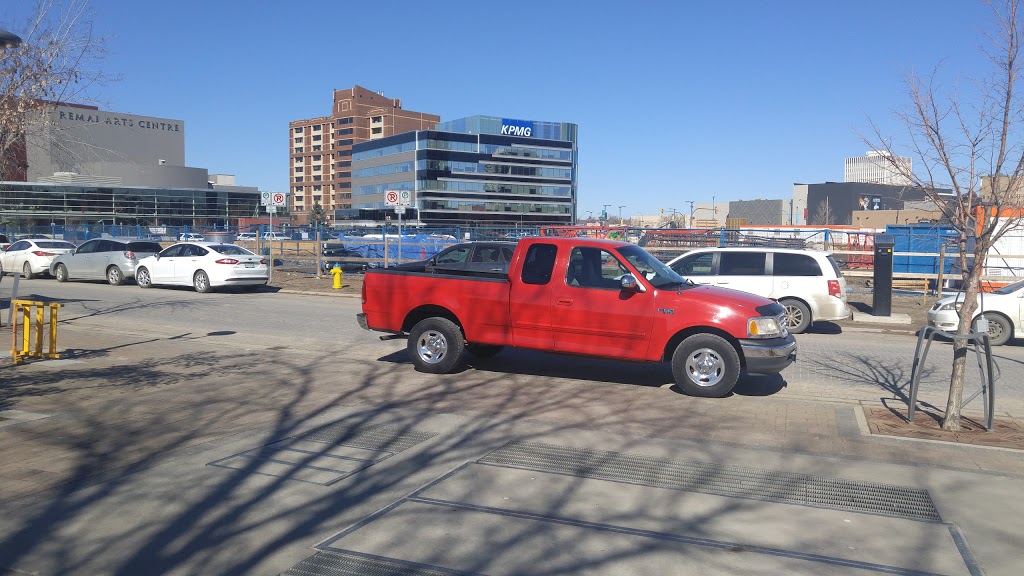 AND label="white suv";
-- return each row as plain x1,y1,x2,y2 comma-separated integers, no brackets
667,247,850,333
